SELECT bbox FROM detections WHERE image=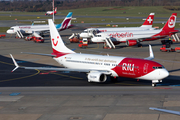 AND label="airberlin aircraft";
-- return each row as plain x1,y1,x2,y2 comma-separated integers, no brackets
79,13,155,38
91,13,178,48
10,19,169,87
45,7,57,16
